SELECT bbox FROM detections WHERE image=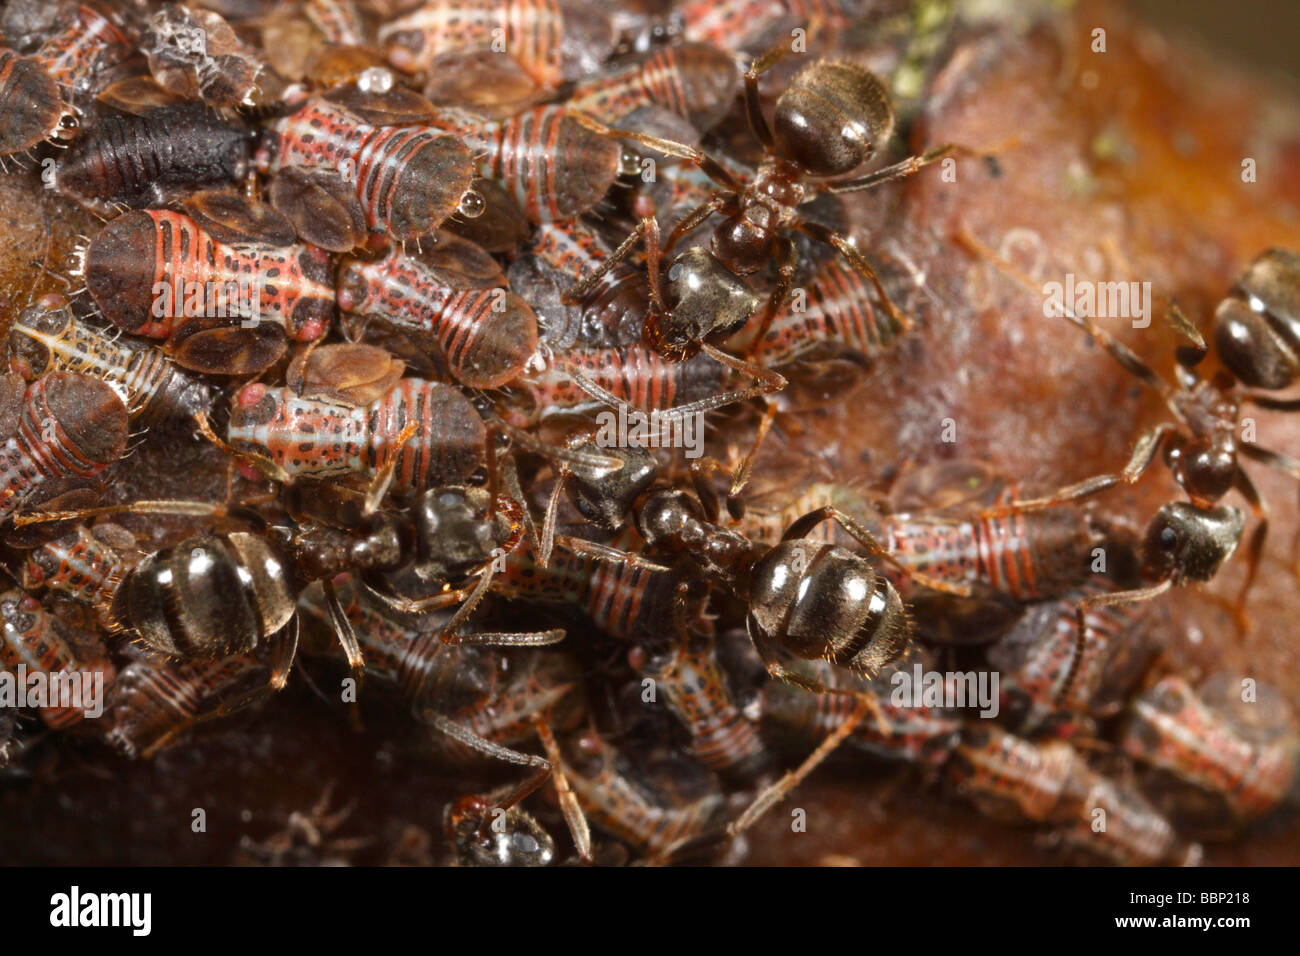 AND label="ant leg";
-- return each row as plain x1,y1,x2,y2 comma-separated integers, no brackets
726,693,875,838
428,563,559,647
569,112,743,192
446,629,566,648
729,399,779,500
683,457,737,521
1168,303,1209,367
744,47,788,149
538,462,570,568
1228,467,1266,632
749,614,829,693
671,577,703,655
427,713,554,827
194,408,294,484
740,236,798,359
700,342,786,398
1240,441,1300,575
562,217,659,310
433,568,496,646
954,228,1178,406
534,717,593,864
826,143,974,194
689,459,724,522
722,616,894,842
782,506,972,598
491,495,528,562
12,498,234,526
485,417,620,547
486,418,622,475
363,581,477,615
530,422,612,565
363,420,419,515
641,215,667,314
323,577,366,674
1057,581,1174,710
685,417,774,517
1240,442,1300,480
977,423,1175,518
498,454,539,553
663,192,732,257
186,619,302,742
746,615,888,719
553,533,672,573
267,617,300,693
795,220,913,331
